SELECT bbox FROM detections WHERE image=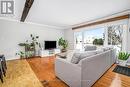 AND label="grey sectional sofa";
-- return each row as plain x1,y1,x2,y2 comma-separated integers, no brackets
55,48,116,87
